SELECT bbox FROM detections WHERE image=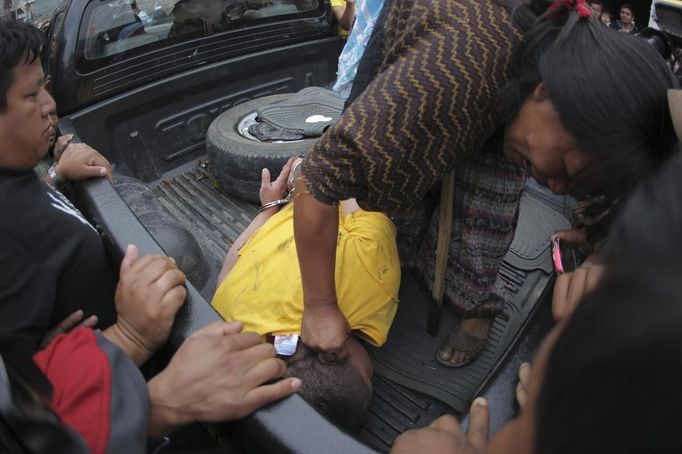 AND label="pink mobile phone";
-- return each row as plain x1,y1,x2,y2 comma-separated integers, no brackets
552,238,578,275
